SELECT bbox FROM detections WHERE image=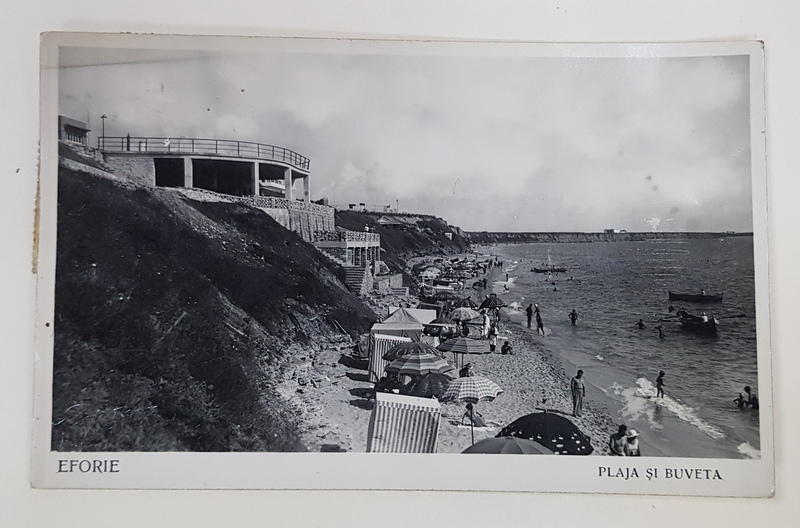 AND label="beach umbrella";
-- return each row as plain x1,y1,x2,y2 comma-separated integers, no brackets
437,337,491,367
479,294,507,310
451,297,479,309
442,376,503,405
385,353,455,378
382,342,446,361
462,436,553,455
423,316,459,338
400,372,452,398
442,376,503,444
497,412,594,455
423,323,458,338
449,307,481,322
